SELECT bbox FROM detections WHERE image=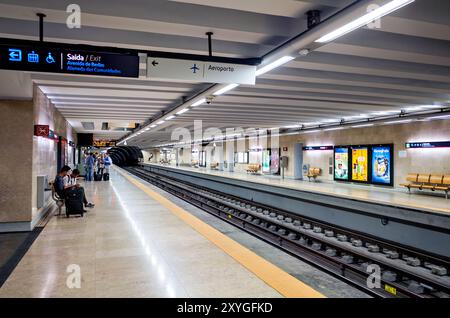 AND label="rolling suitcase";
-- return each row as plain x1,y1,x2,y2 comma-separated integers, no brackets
94,172,102,181
65,188,84,217
103,172,110,181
